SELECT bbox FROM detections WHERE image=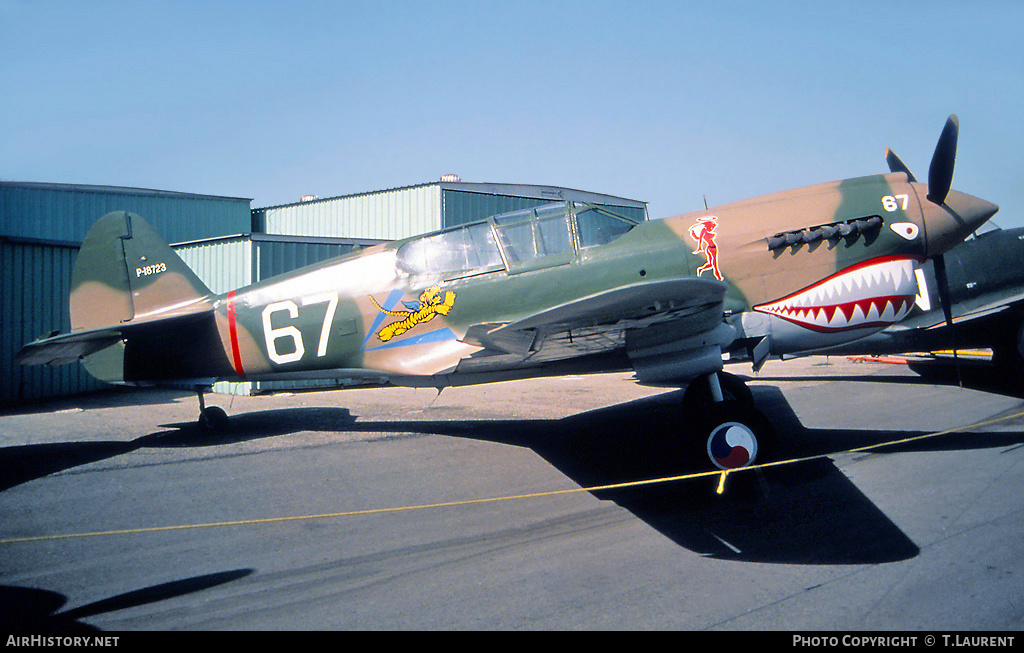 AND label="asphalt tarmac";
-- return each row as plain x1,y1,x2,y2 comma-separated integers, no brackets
2,355,1023,631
